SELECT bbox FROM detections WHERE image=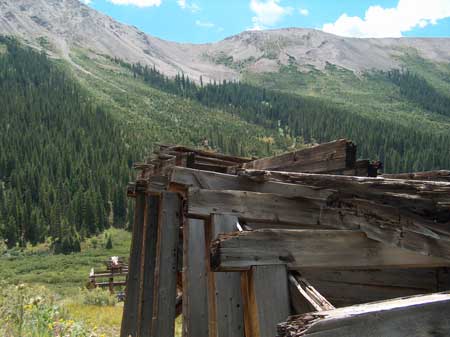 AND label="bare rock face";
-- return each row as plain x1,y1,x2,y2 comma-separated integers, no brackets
1,0,449,82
